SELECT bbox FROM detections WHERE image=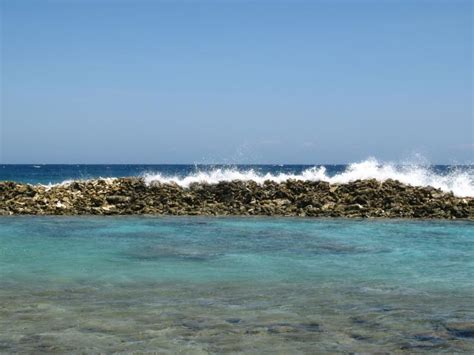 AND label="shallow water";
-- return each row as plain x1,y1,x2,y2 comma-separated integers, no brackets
0,217,473,353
